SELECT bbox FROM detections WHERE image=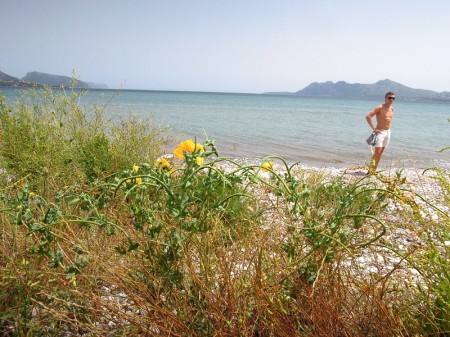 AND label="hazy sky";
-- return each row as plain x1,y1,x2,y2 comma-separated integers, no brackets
2,0,450,93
